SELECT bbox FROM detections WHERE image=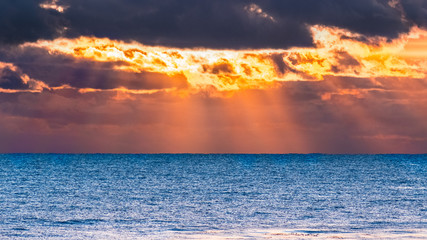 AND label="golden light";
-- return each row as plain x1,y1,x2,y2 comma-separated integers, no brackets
39,0,68,13
24,25,427,92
